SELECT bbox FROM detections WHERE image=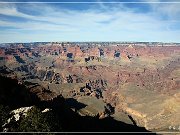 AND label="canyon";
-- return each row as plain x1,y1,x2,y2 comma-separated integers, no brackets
0,42,179,133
